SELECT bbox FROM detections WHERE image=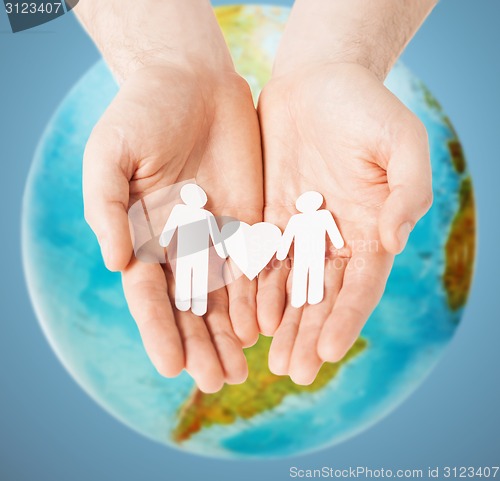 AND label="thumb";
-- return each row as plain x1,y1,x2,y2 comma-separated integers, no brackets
379,118,433,255
83,125,133,271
